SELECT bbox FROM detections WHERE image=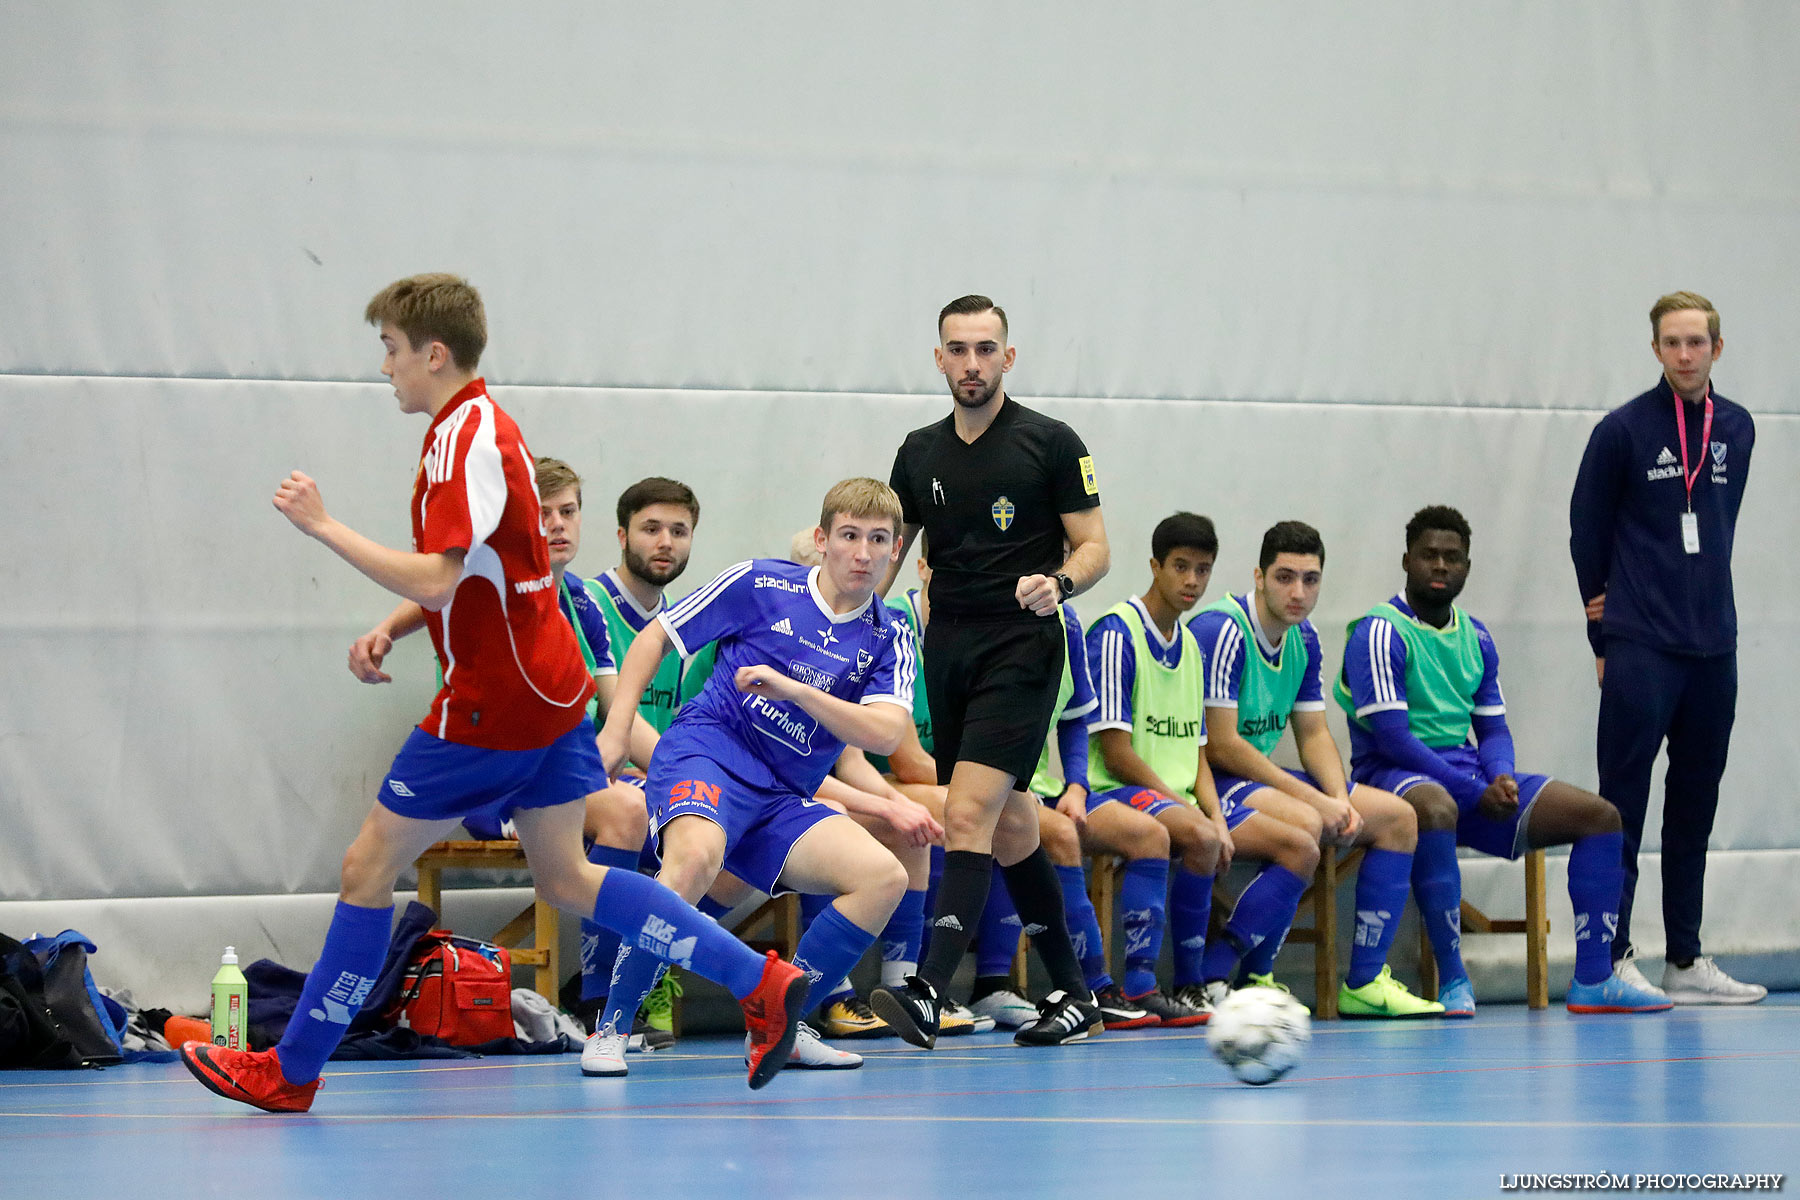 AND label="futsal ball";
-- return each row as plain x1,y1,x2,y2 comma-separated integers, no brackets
1206,986,1311,1085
